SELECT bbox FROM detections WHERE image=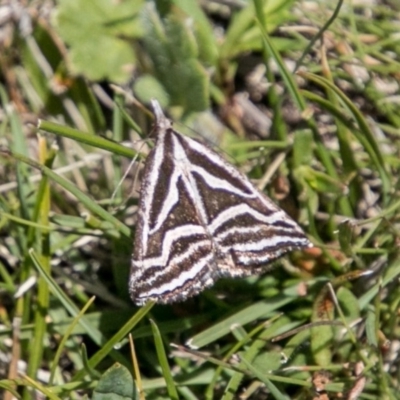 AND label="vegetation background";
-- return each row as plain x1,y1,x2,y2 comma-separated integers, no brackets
0,0,399,399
